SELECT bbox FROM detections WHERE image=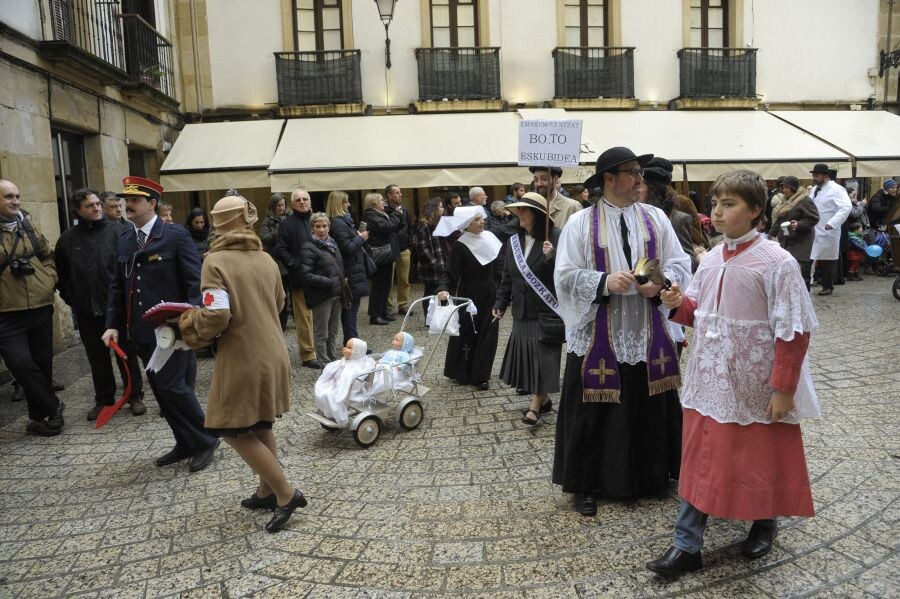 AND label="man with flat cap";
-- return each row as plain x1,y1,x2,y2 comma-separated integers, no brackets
102,176,219,472
808,163,851,296
530,166,582,229
553,147,692,517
